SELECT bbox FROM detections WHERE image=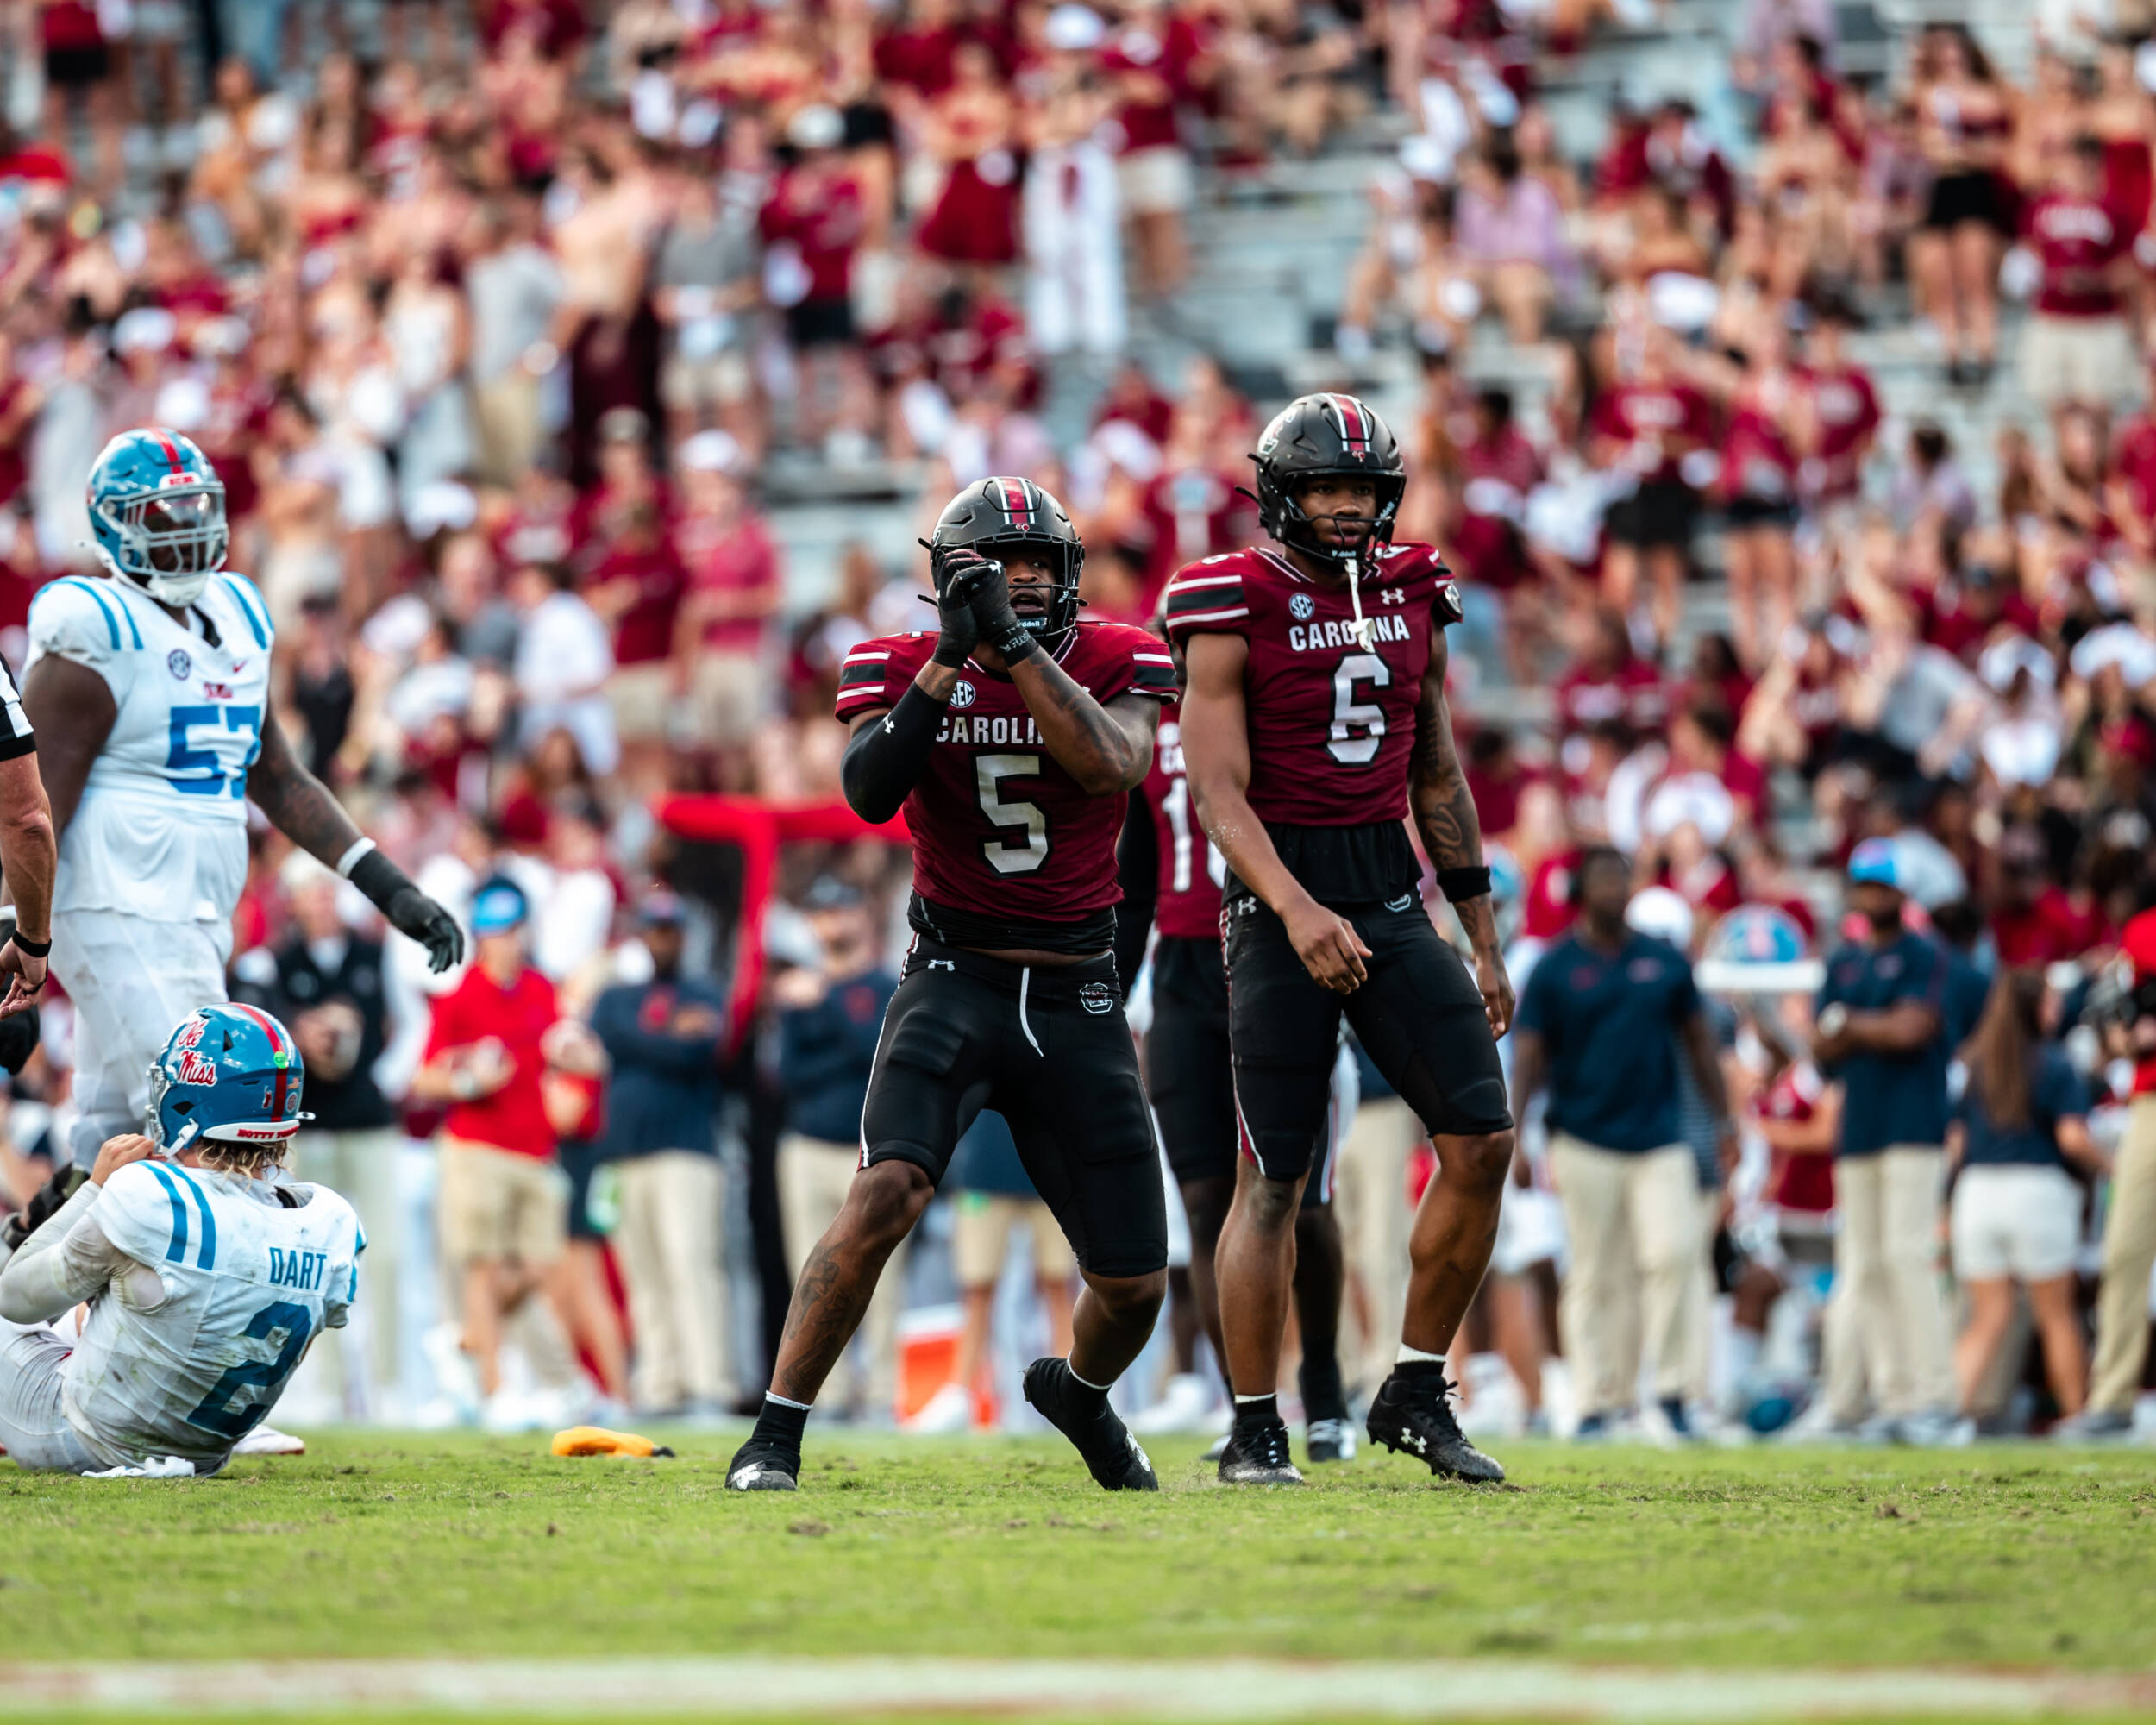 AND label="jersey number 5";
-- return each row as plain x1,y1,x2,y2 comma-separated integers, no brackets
976,753,1050,875
185,1299,315,1440
1326,652,1390,765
